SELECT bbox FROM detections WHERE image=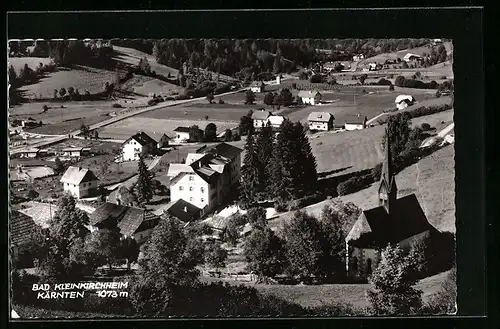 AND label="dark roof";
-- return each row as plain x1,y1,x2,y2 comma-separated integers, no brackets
347,194,436,248
10,210,38,246
127,132,157,146
201,143,243,160
89,202,128,226
174,127,191,133
166,199,202,223
89,202,159,236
